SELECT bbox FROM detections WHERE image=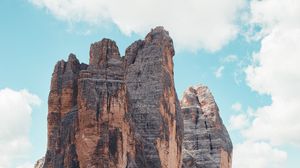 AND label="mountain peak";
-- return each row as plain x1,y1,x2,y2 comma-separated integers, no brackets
36,27,232,168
